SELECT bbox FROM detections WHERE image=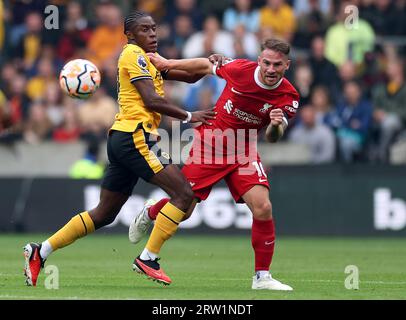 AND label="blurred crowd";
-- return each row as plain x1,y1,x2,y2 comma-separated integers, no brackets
0,0,406,164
